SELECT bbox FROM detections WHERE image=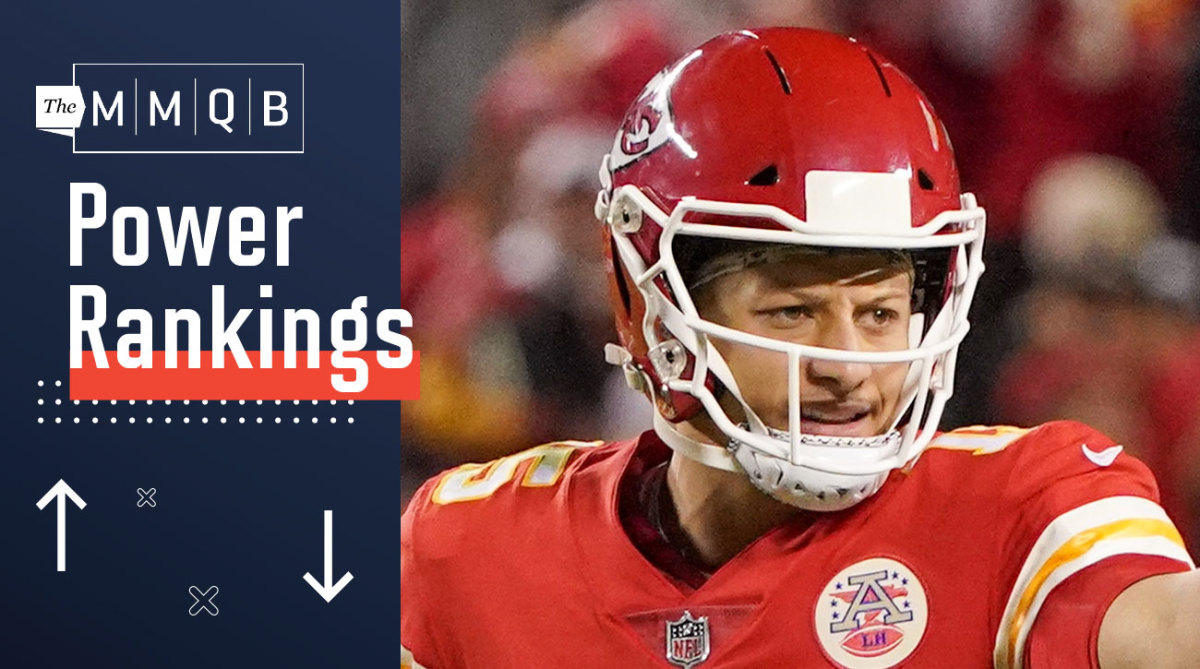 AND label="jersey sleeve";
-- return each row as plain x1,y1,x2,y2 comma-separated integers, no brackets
401,477,444,669
1023,554,1191,669
399,440,602,668
989,421,1195,669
